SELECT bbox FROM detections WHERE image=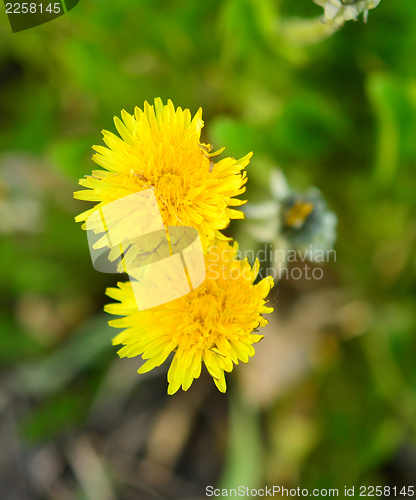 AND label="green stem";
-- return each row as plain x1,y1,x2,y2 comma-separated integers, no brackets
279,16,345,46
361,331,416,437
